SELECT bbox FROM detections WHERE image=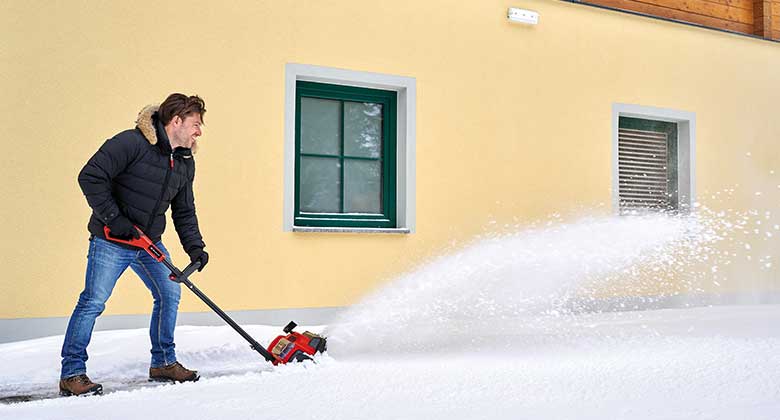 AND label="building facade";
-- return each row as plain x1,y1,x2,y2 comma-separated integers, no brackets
1,0,778,341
